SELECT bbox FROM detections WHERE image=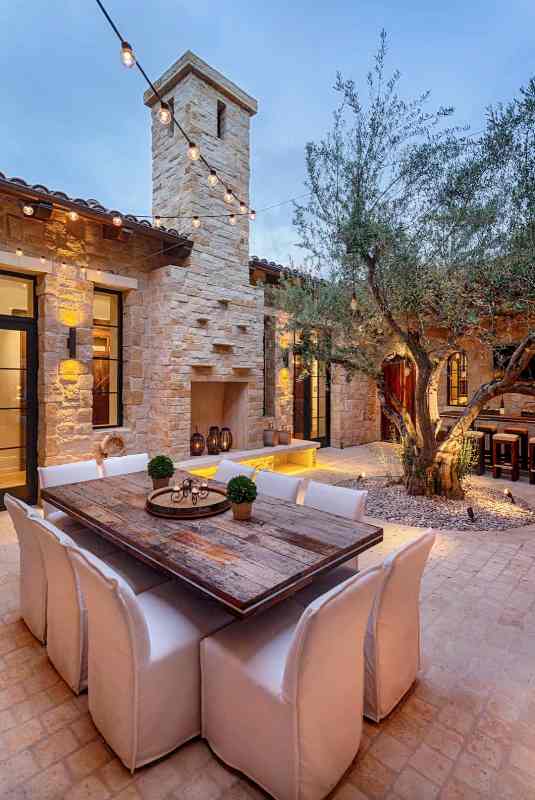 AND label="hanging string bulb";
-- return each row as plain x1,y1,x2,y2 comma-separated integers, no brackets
188,142,200,161
158,102,172,126
112,214,123,227
249,209,256,221
40,256,46,264
120,41,136,68
154,216,161,229
15,248,23,257
22,203,34,217
350,291,358,312
208,170,218,187
239,201,247,215
68,210,79,222
192,216,201,229
229,214,236,226
224,188,233,204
